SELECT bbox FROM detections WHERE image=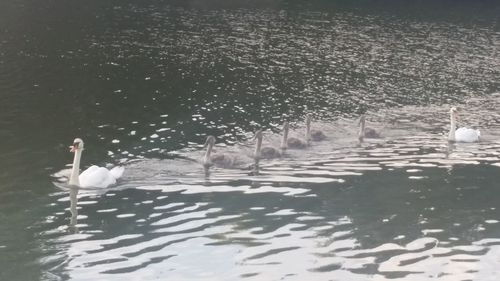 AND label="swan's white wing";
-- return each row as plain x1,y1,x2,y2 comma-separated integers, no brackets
109,166,124,179
79,165,116,188
455,127,480,143
80,165,99,177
